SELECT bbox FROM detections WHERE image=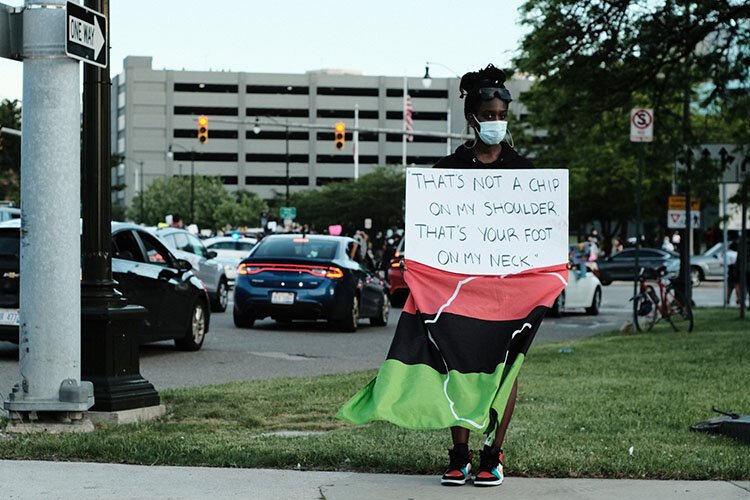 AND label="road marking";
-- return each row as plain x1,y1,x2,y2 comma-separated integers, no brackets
248,351,317,361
